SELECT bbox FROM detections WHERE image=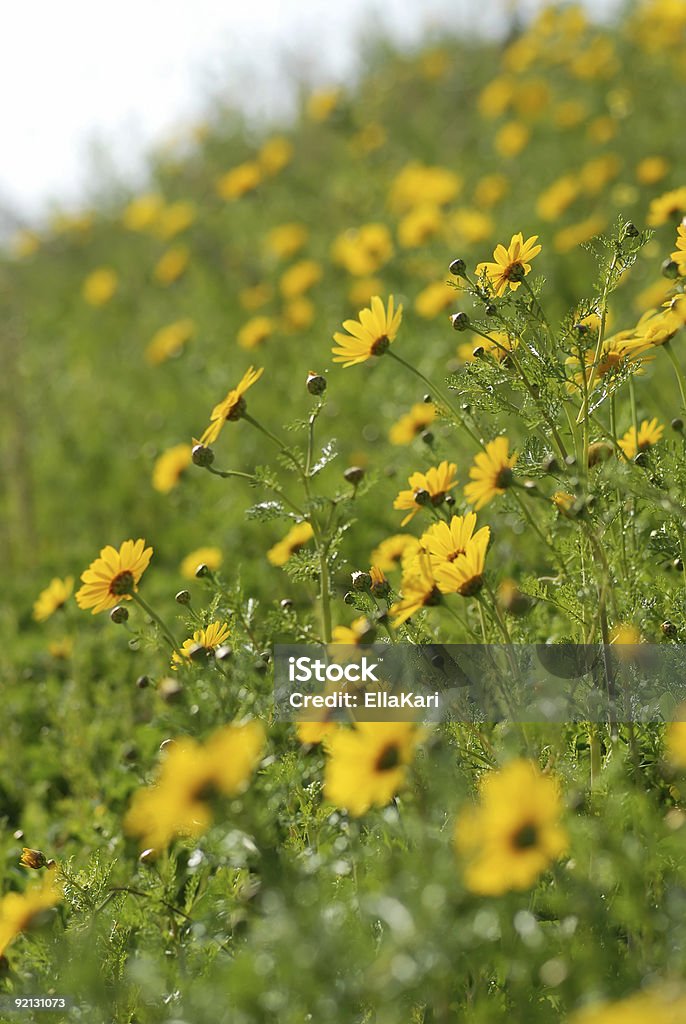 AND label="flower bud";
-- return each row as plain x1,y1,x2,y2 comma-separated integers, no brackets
306,370,327,395
139,848,158,865
449,258,466,277
20,848,48,870
194,563,210,578
351,570,372,591
542,455,559,474
588,441,613,467
671,418,684,432
215,644,232,661
421,430,434,445
423,393,432,403
450,311,471,331
344,465,365,486
192,443,215,467
623,222,639,239
485,304,497,316
662,259,680,280
662,620,677,638
445,494,456,507
175,590,191,605
497,579,530,616
413,488,431,506
110,605,129,624
158,677,183,702
280,598,294,609
135,675,150,689
343,591,356,605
